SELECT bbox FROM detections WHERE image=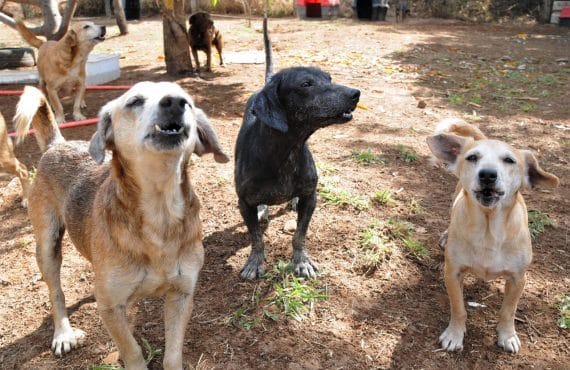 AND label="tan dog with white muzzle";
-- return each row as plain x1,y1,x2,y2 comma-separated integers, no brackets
15,83,228,369
427,119,559,354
